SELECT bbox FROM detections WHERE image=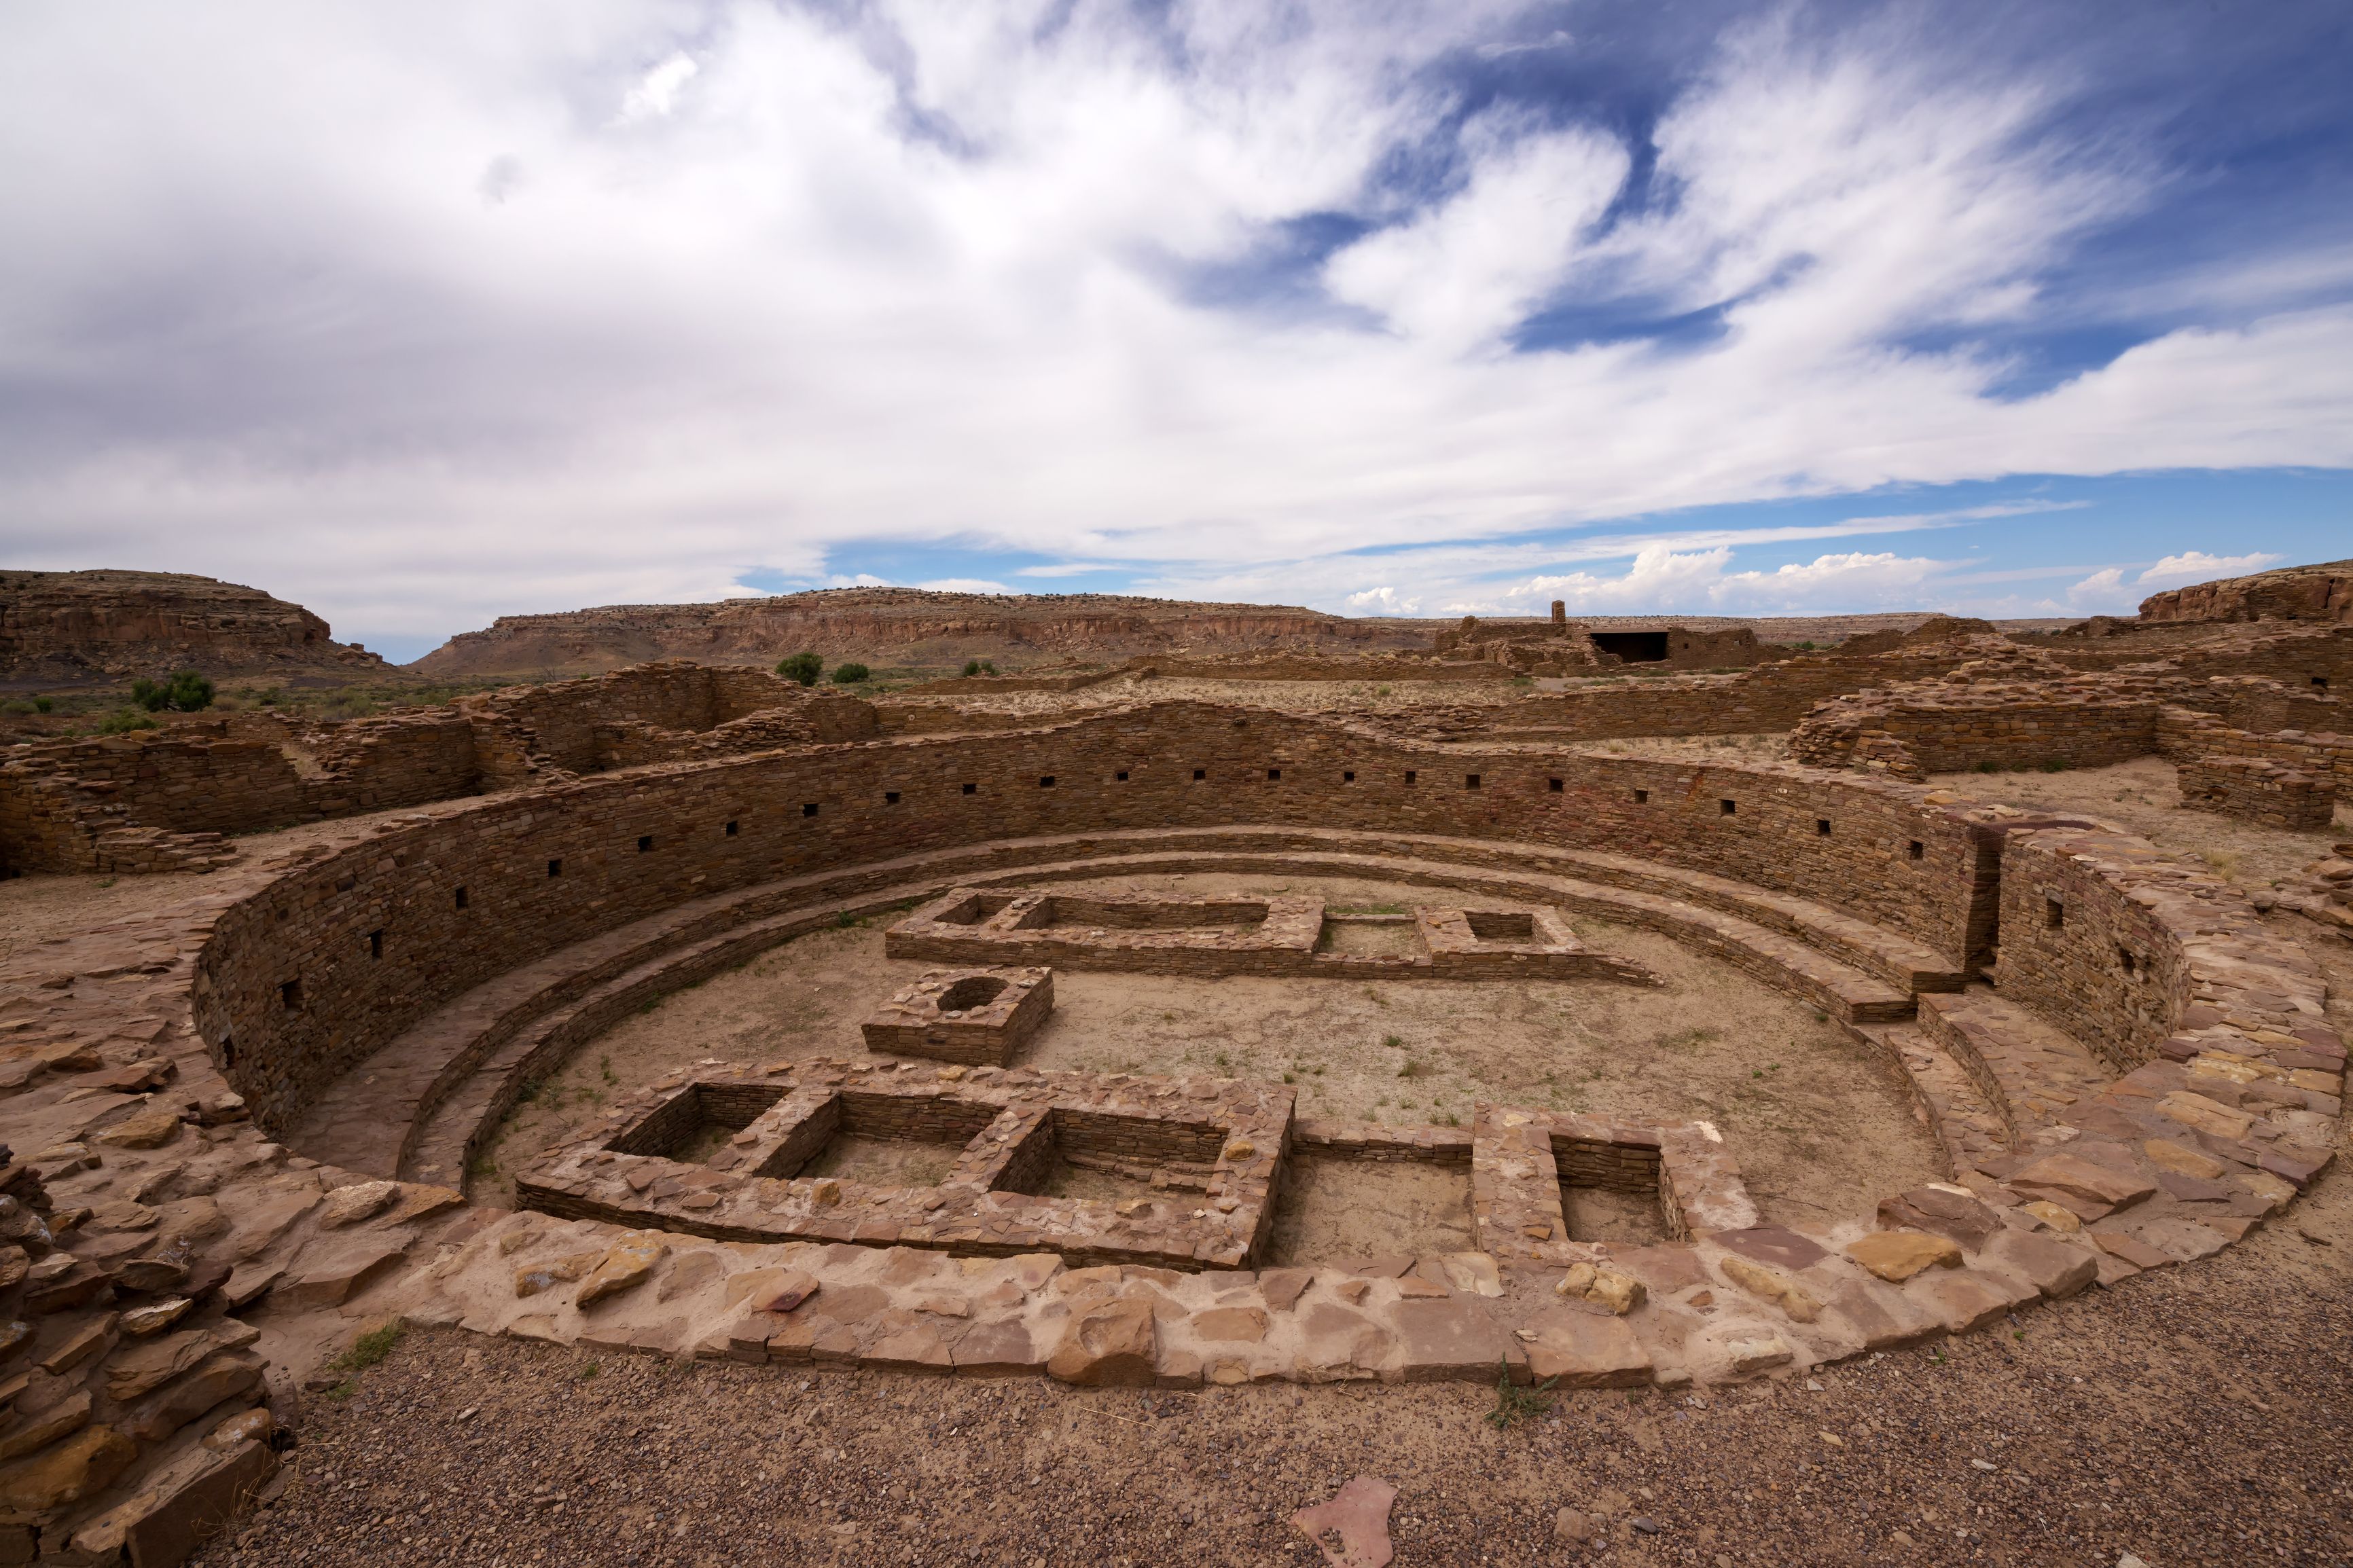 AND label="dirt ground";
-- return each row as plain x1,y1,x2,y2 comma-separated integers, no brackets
474,870,1942,1249
198,1150,2353,1568
1922,754,2351,893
